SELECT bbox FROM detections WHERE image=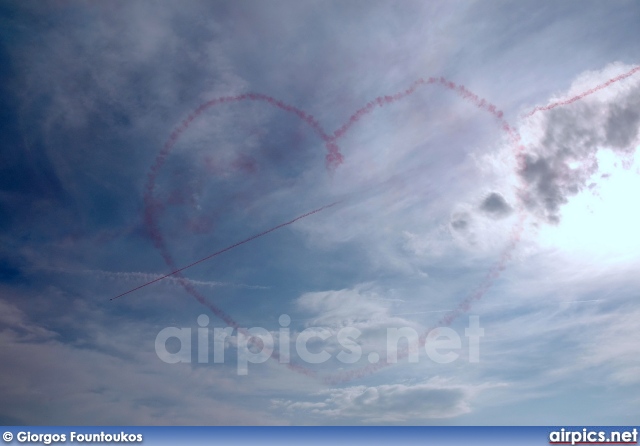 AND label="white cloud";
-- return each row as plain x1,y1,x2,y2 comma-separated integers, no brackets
516,62,640,223
0,295,285,425
60,267,270,290
474,250,640,393
5,0,640,426
273,377,503,423
296,284,411,330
